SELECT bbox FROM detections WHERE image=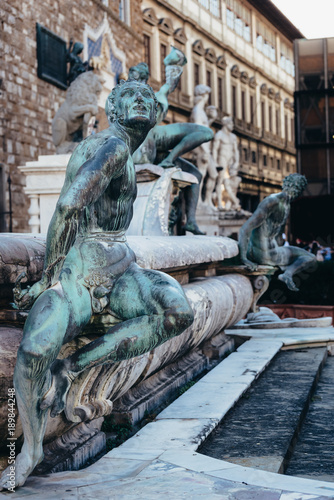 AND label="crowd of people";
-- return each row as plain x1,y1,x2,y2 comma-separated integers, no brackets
295,238,334,262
